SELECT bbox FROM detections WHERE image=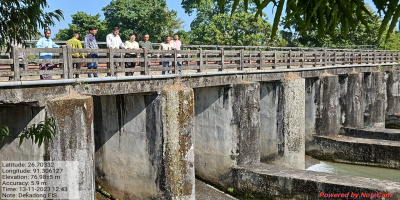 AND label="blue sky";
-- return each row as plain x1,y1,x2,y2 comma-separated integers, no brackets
45,0,377,37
